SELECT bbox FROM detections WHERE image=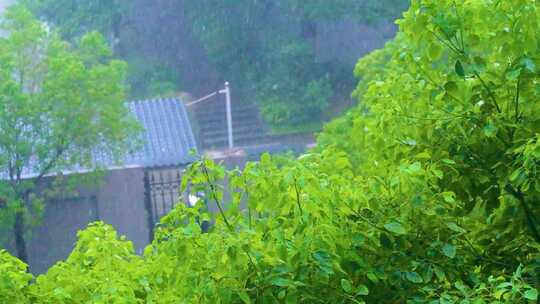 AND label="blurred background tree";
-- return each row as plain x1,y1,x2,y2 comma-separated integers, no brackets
21,0,409,128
